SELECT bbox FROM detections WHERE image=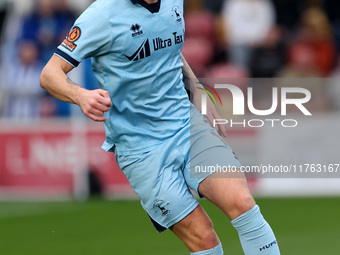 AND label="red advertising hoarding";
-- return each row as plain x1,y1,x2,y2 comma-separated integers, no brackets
0,121,132,199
